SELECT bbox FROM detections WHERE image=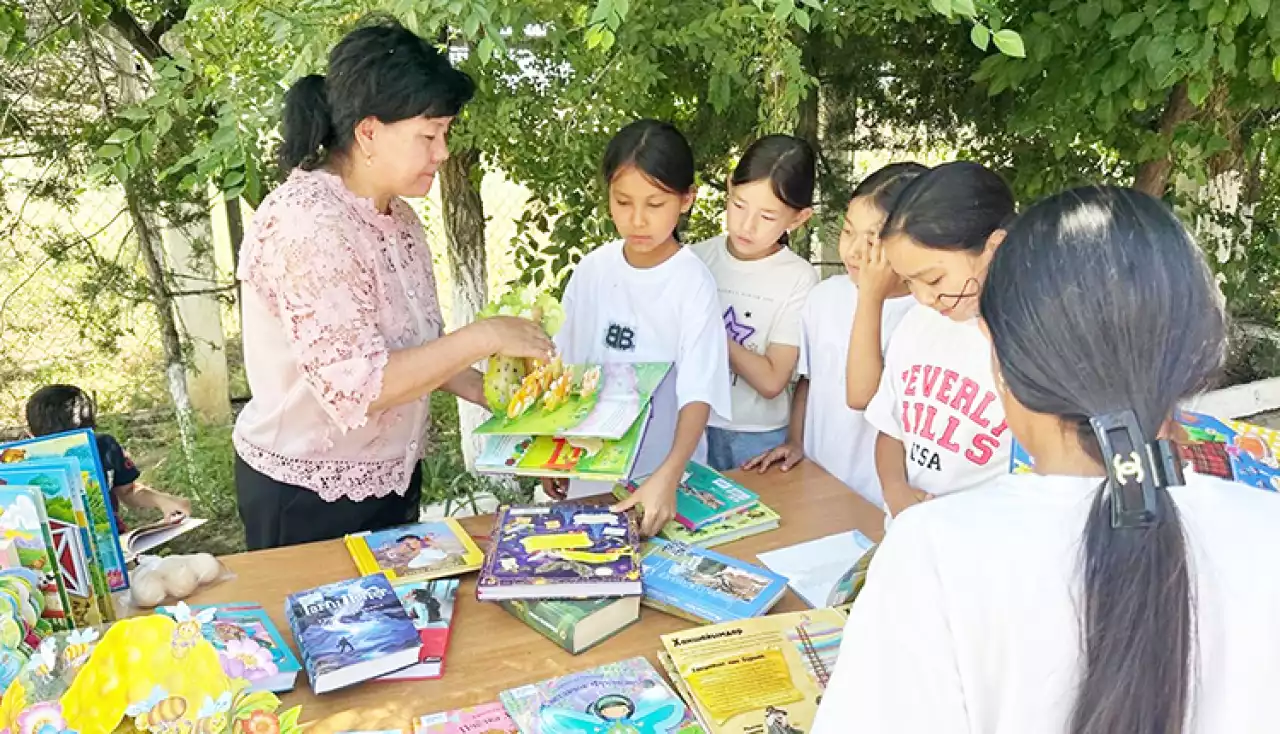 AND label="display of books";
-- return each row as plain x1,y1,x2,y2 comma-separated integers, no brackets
476,405,653,482
640,538,787,624
158,601,302,693
499,596,641,655
476,362,671,440
618,462,759,530
757,530,877,608
284,575,421,694
345,520,484,583
660,609,849,734
477,504,642,602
